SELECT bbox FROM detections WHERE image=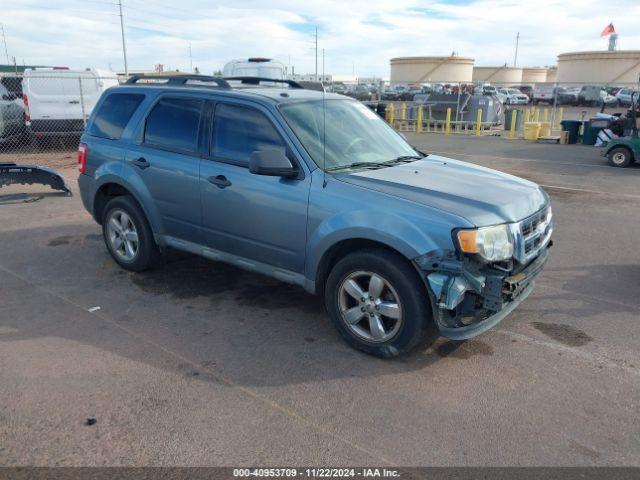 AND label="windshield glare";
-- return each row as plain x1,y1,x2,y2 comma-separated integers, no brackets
279,99,419,170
